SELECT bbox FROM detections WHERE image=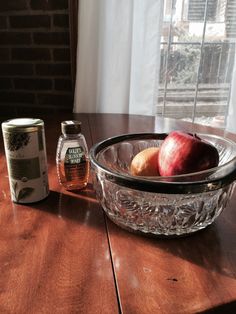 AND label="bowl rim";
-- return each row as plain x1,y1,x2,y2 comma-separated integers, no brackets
89,132,236,194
